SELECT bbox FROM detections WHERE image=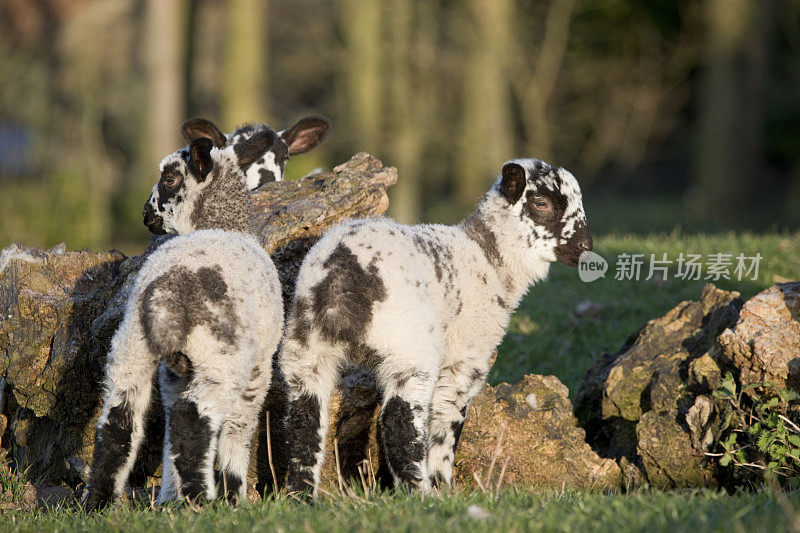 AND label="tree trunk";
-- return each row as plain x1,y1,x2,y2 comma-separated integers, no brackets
384,0,434,224
513,0,576,162
144,0,185,167
222,0,268,126
689,0,774,224
456,0,513,206
340,0,383,155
